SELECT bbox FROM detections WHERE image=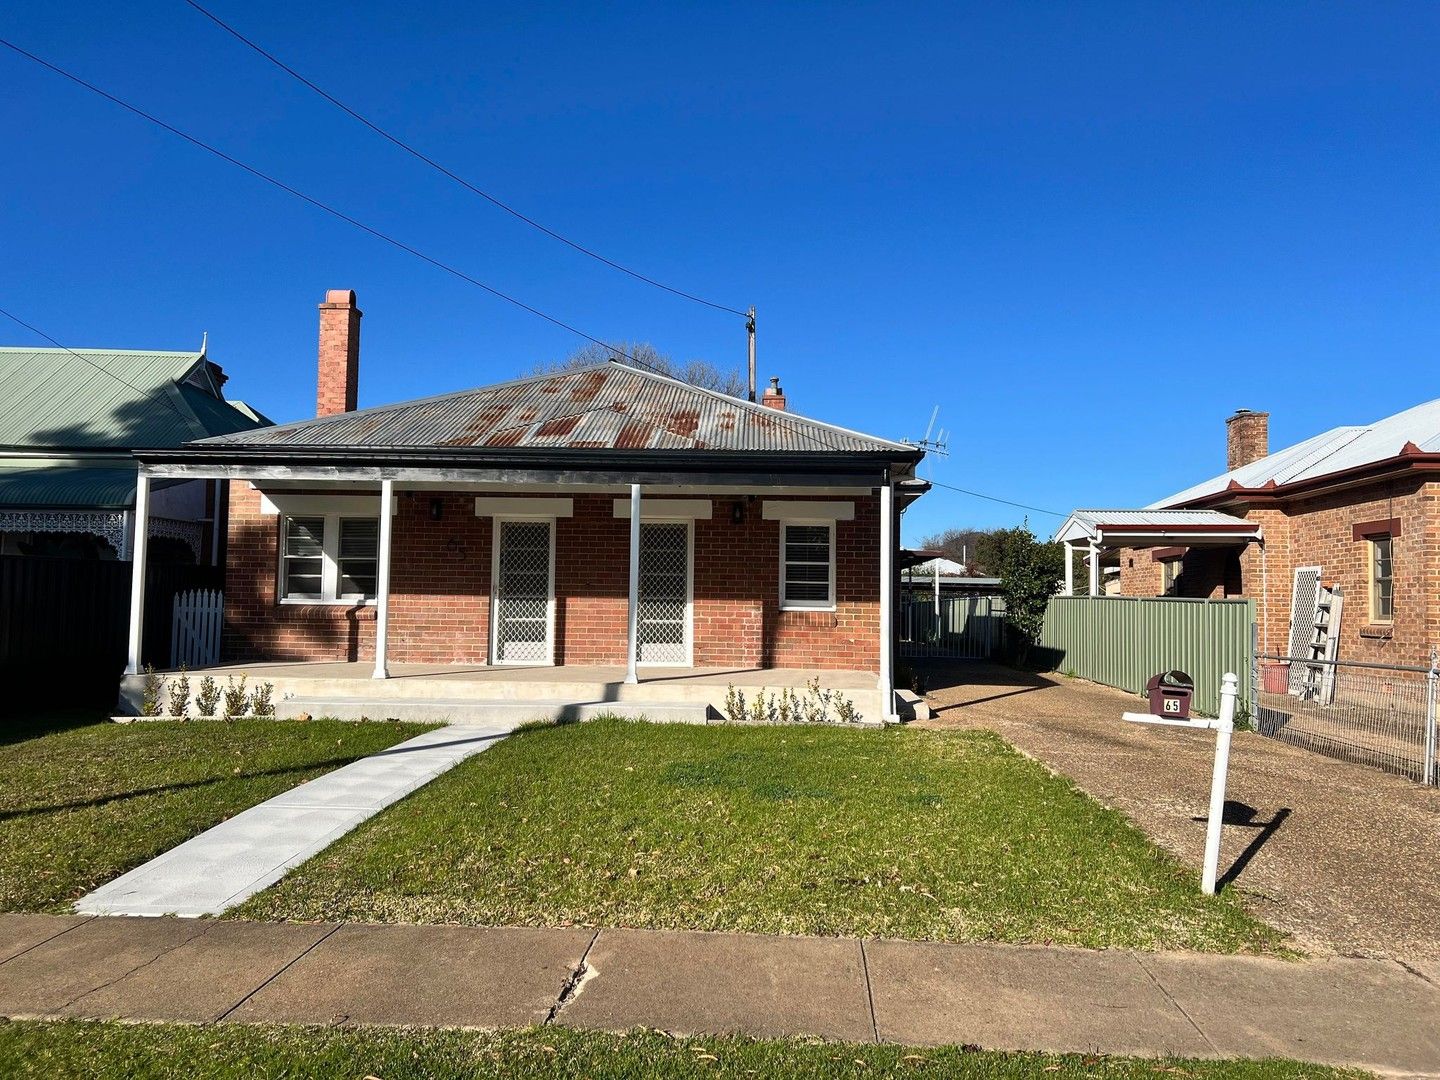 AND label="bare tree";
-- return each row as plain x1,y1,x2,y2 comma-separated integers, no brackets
916,527,998,574
533,341,746,398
